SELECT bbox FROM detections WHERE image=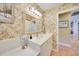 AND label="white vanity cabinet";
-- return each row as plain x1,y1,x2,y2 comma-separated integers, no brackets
39,37,52,56
29,33,52,56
